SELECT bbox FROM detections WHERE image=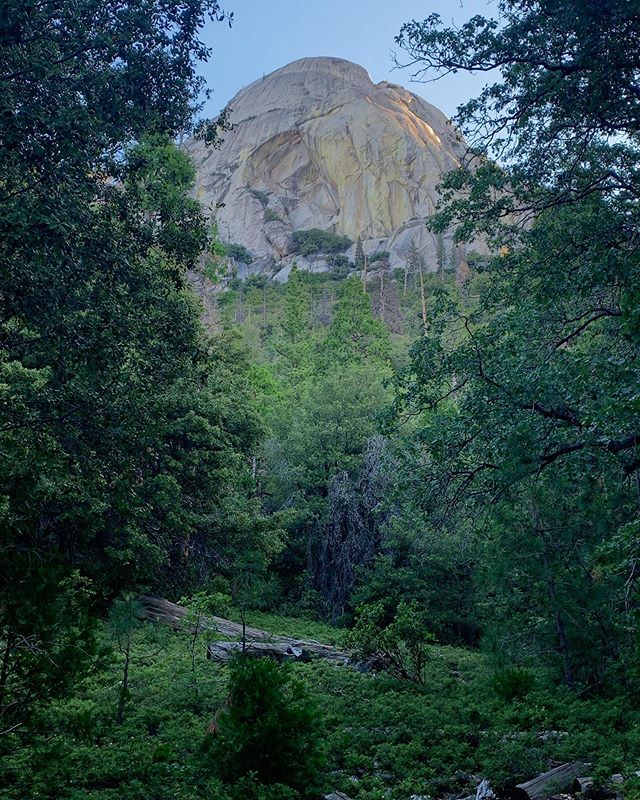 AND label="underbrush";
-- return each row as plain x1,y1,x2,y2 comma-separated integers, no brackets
1,615,638,800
